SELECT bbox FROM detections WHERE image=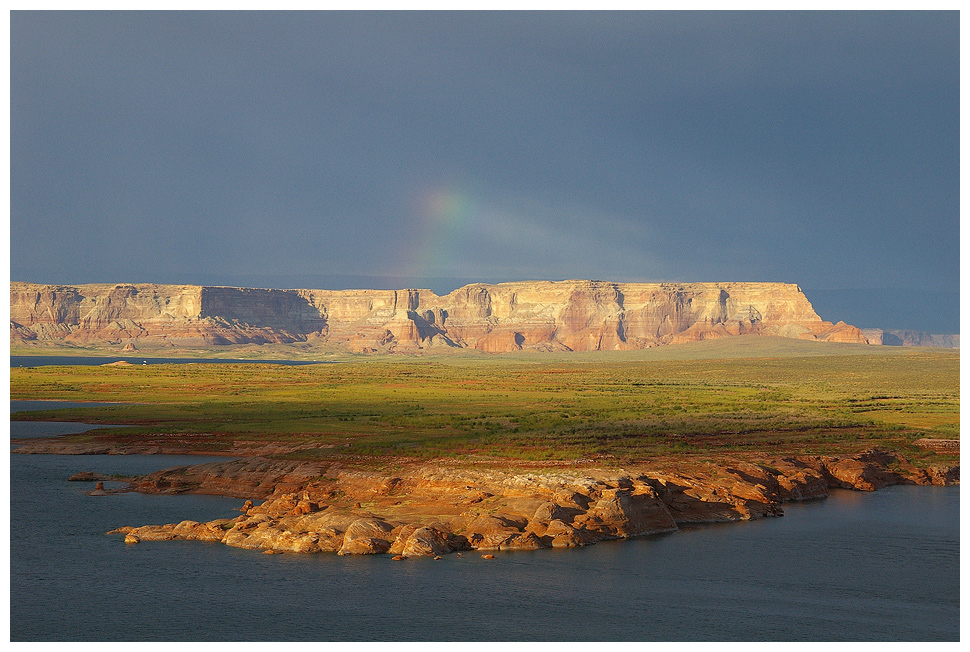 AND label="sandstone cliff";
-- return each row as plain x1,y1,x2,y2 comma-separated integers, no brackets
10,280,869,352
